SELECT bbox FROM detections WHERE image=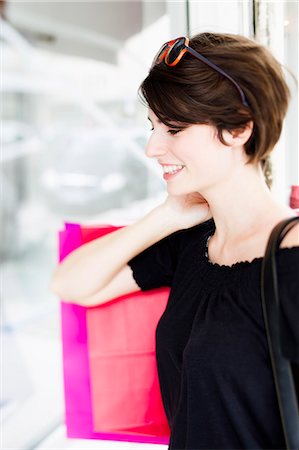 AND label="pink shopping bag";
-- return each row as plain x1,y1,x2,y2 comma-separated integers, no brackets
86,291,170,440
60,223,101,439
59,223,170,444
